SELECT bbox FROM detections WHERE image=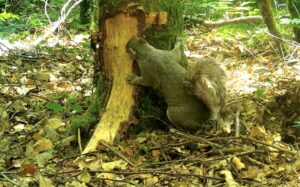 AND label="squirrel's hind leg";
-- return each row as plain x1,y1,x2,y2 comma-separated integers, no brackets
166,106,202,132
